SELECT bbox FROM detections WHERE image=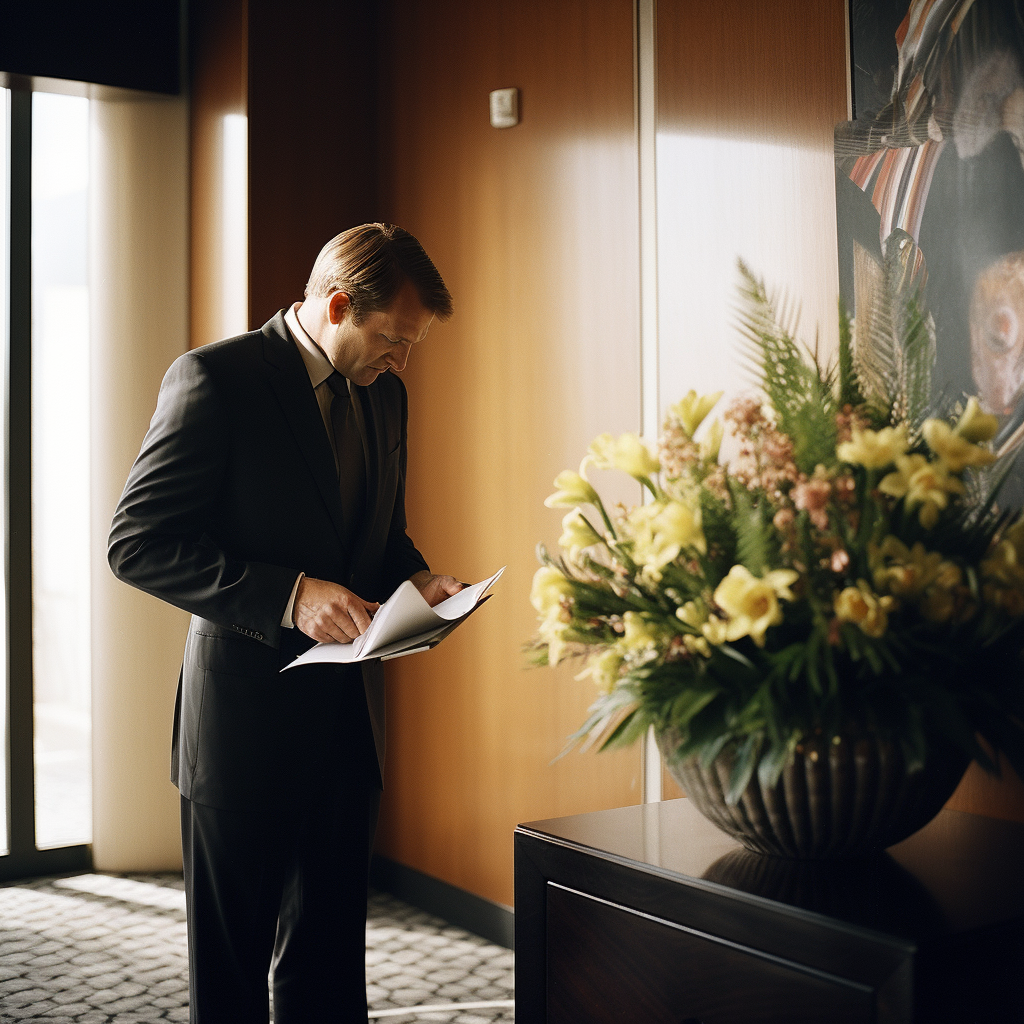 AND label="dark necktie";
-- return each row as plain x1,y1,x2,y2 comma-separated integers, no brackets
327,373,366,539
